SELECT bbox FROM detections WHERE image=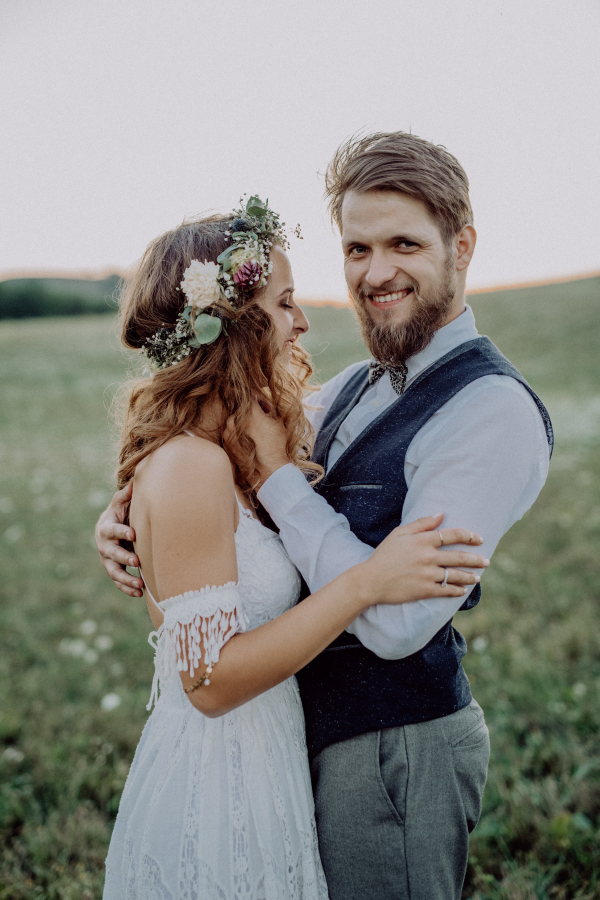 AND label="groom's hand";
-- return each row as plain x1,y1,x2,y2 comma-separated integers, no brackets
95,482,144,597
